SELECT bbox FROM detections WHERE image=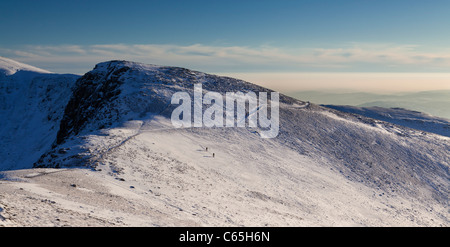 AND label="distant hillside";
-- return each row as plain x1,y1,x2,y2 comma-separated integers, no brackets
323,105,450,137
288,90,450,120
